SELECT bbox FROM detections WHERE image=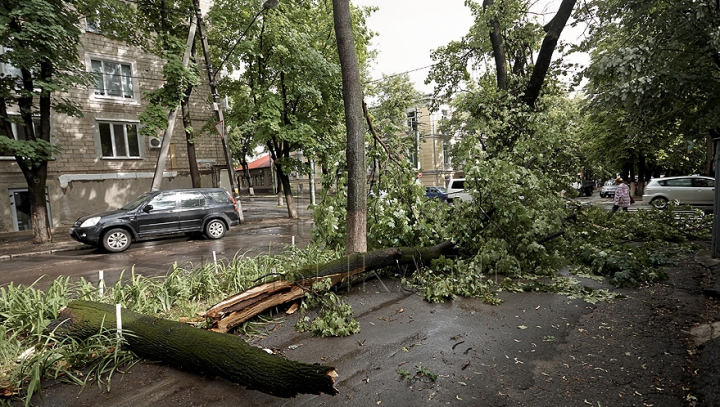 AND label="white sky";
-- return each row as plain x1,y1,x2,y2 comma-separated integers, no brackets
352,0,588,94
